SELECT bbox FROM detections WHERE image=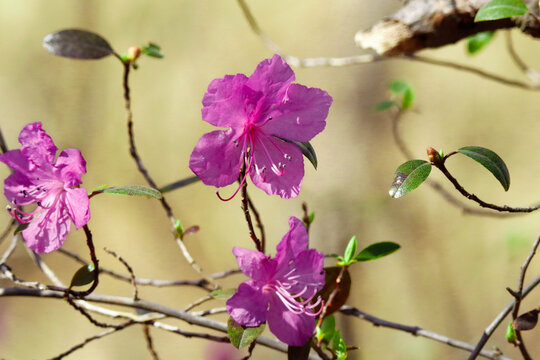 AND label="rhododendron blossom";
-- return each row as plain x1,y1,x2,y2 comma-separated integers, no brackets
189,54,332,199
0,122,90,253
226,217,325,346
